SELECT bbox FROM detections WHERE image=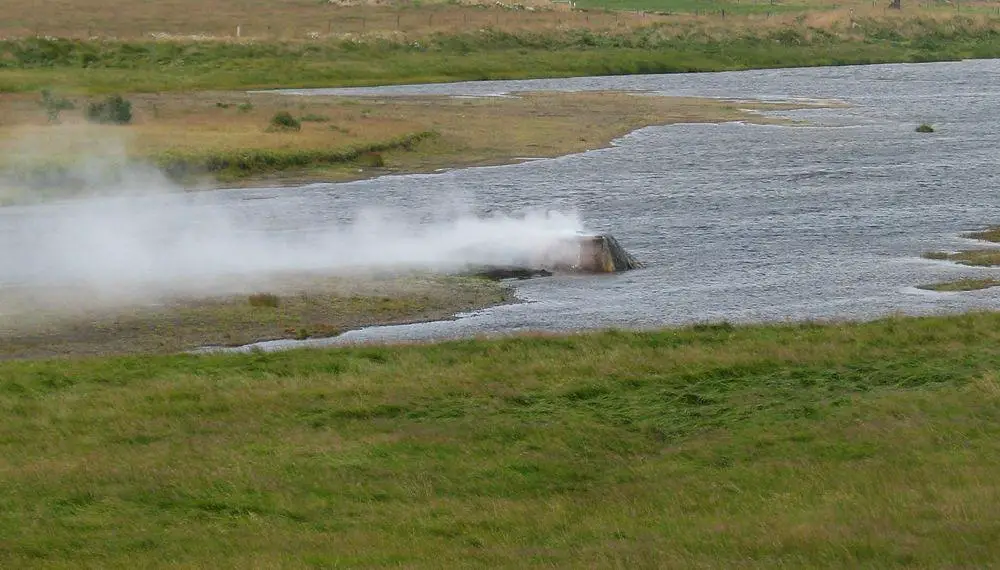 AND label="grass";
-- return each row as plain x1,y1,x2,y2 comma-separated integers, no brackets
963,226,1000,243
2,312,1000,566
0,91,790,196
575,0,824,14
922,249,1000,267
2,0,997,40
247,292,281,308
916,278,1000,291
0,274,511,359
916,122,935,132
5,13,1000,94
919,227,1000,270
